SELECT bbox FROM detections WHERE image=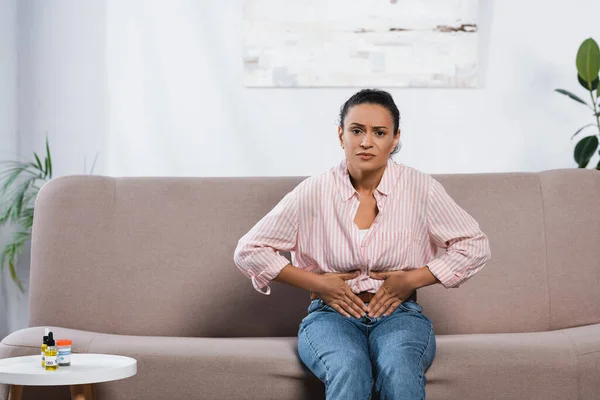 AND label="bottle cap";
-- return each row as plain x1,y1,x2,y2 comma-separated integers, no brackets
43,328,50,344
47,331,55,347
56,339,72,346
